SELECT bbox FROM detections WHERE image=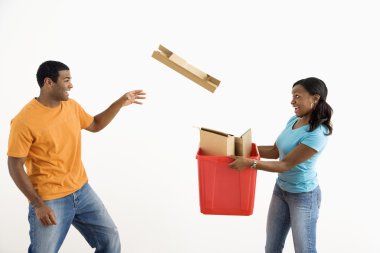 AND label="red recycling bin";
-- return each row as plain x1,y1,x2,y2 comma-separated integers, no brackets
196,143,260,215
